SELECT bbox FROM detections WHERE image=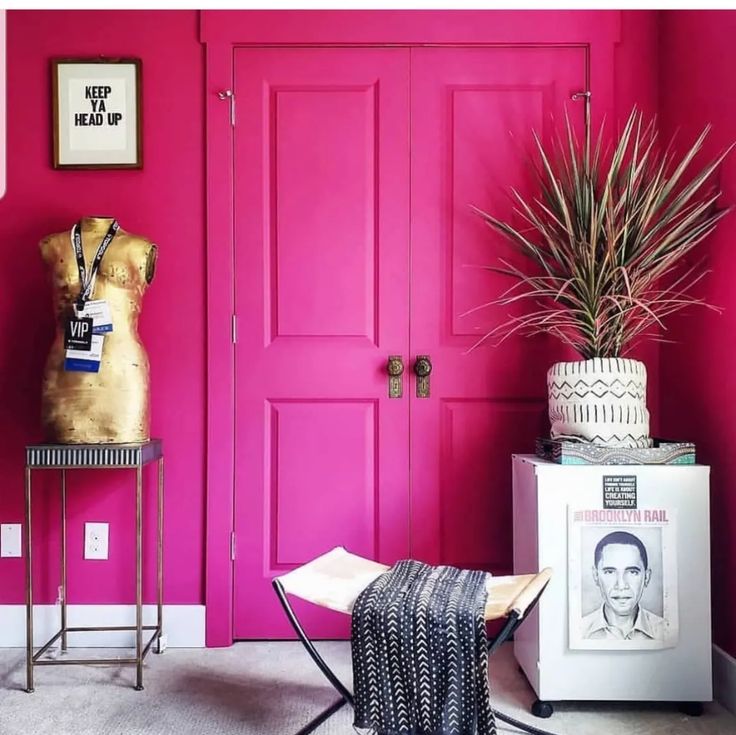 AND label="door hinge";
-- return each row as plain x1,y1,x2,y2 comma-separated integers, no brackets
231,314,237,344
217,89,236,127
230,532,236,561
571,90,591,101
